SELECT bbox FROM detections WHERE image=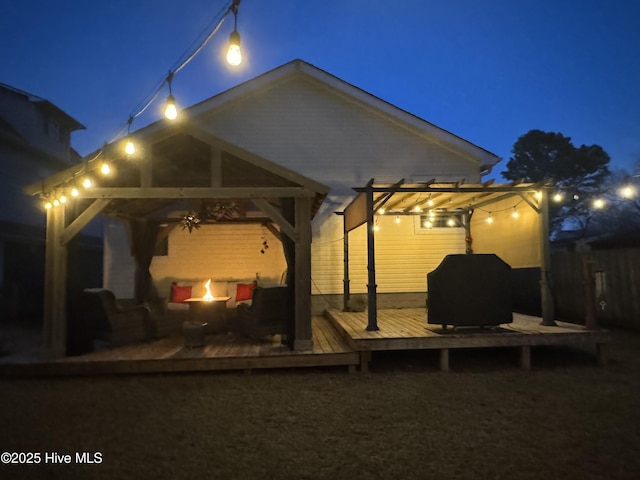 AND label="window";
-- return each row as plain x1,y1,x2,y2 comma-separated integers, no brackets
416,211,465,232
